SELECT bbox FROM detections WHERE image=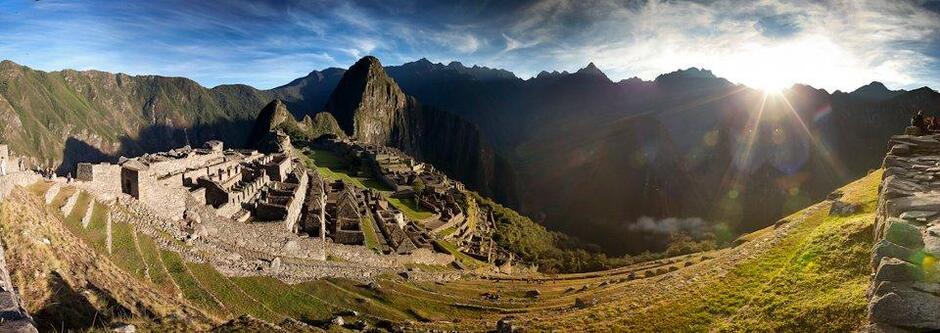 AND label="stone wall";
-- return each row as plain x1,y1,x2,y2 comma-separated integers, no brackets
869,134,940,332
75,163,122,199
146,151,223,177
0,171,41,202
283,169,308,232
